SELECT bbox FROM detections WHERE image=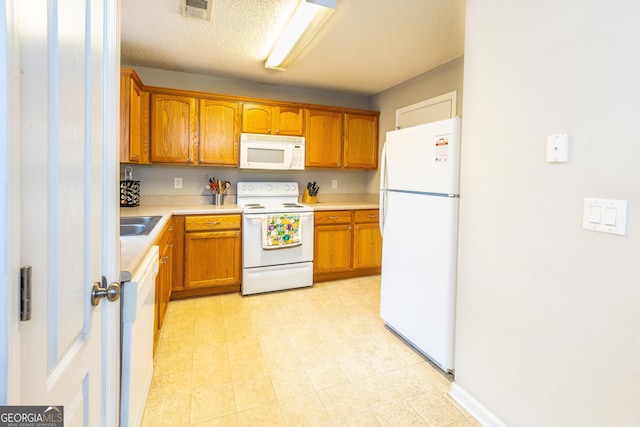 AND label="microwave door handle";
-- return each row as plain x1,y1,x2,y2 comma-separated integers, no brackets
284,148,293,169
